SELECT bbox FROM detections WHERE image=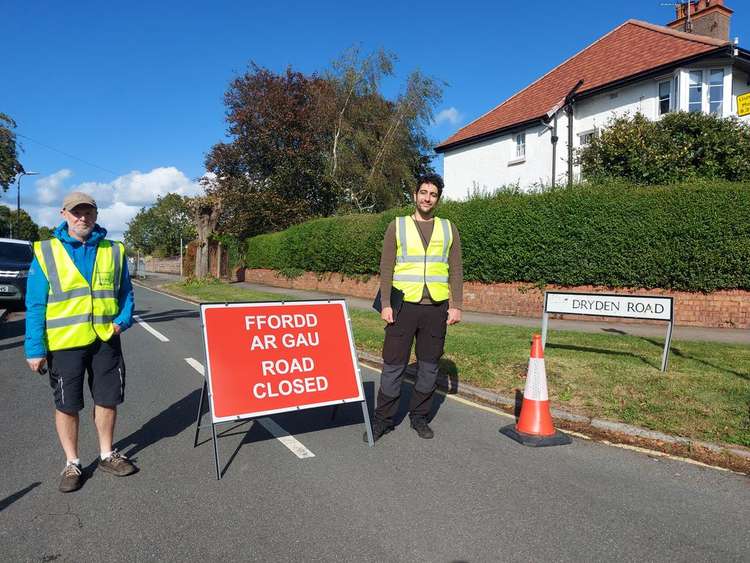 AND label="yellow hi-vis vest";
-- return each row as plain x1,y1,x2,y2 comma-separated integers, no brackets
392,216,453,303
33,238,123,351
